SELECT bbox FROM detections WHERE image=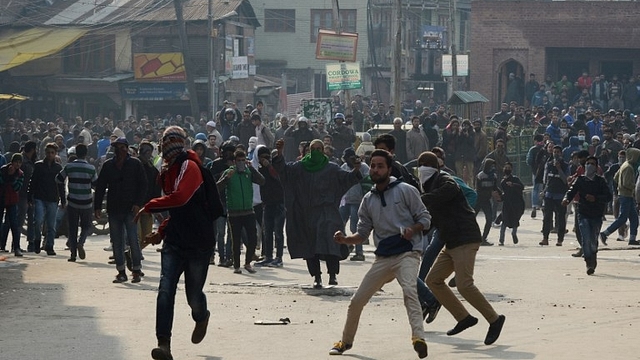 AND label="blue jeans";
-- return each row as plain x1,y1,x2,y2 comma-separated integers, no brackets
67,206,93,257
156,242,213,340
417,229,443,309
531,179,543,209
604,196,638,241
108,212,142,272
263,202,285,259
34,199,58,249
340,203,363,255
0,204,20,251
578,215,602,261
214,216,232,261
